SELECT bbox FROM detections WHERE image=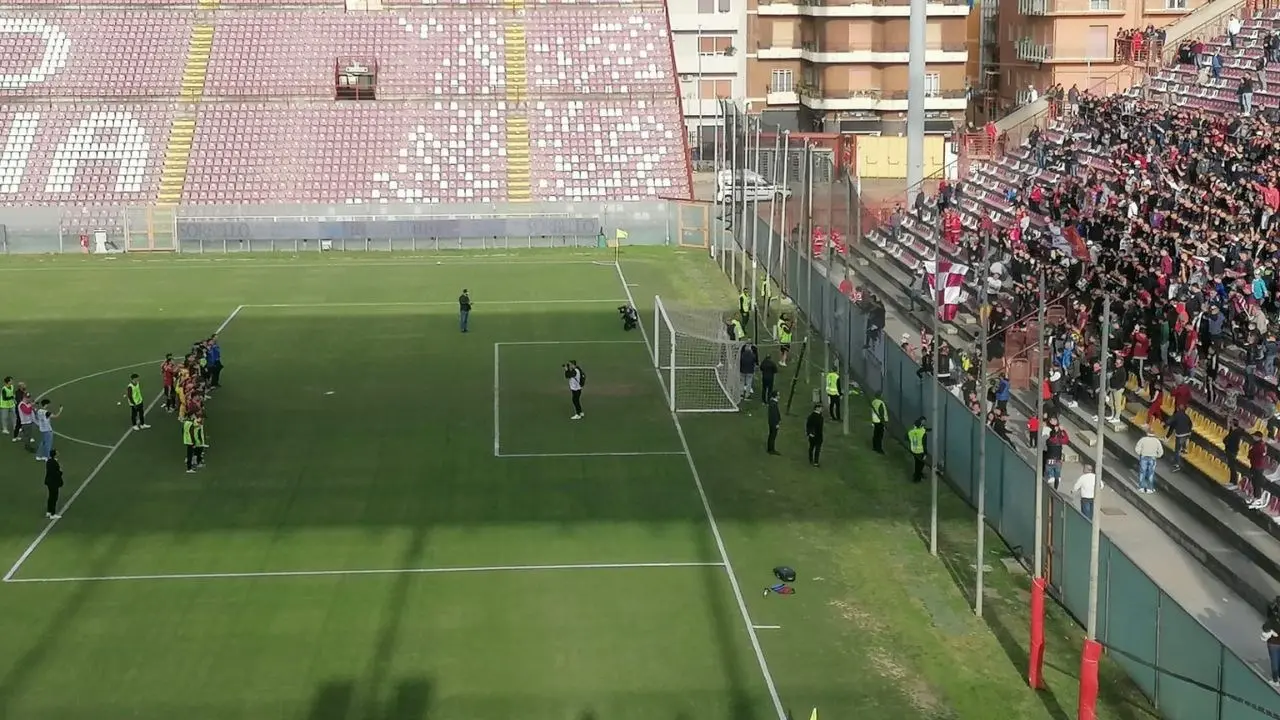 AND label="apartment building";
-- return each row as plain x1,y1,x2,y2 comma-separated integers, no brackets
992,0,1205,110
746,0,972,135
668,0,750,162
